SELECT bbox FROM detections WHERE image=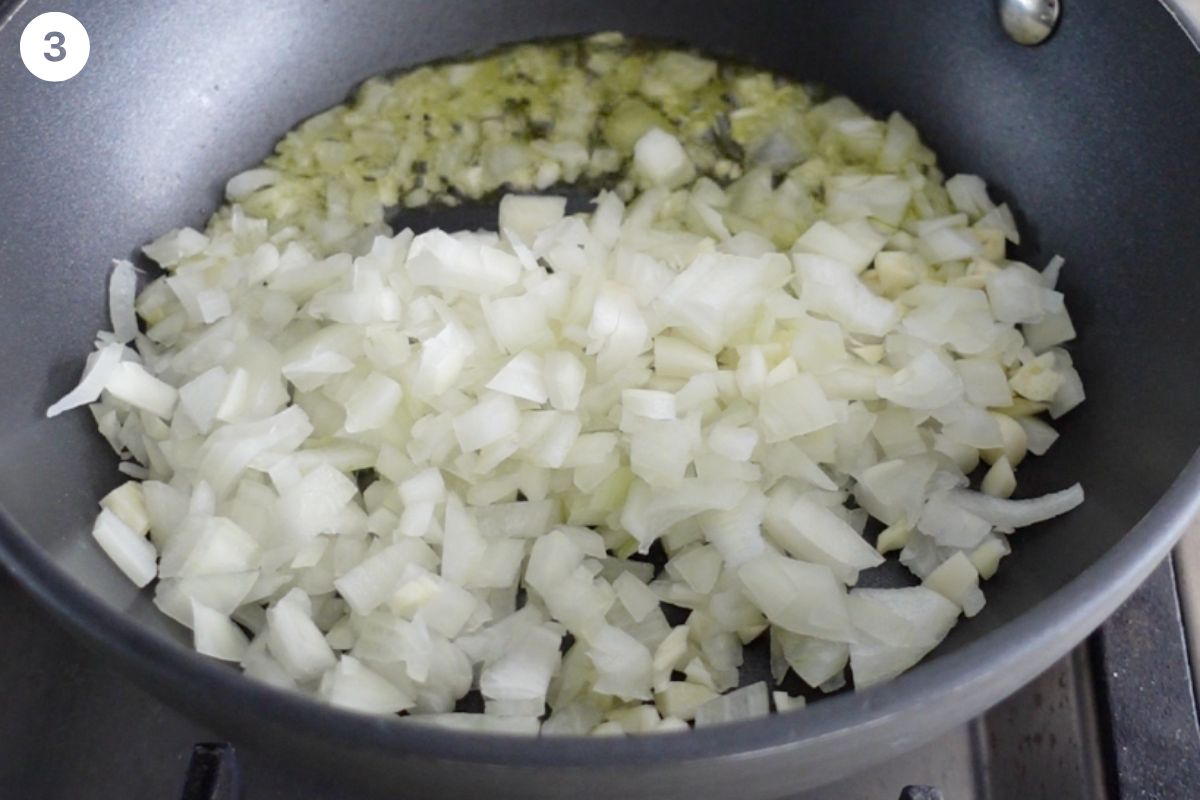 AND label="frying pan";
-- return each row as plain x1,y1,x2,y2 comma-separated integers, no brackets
2,1,1200,797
